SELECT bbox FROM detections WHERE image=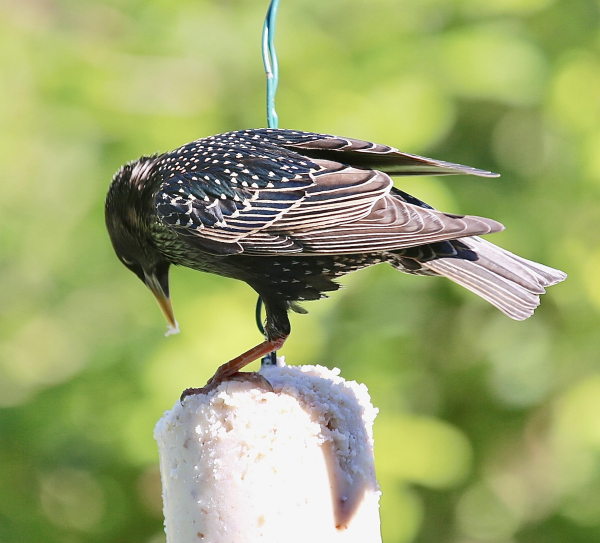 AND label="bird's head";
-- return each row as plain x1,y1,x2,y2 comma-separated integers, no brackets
105,157,180,336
